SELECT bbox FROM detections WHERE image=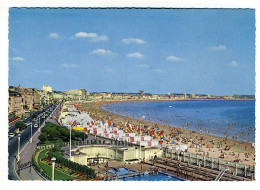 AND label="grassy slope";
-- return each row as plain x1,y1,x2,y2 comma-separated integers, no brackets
38,149,72,181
